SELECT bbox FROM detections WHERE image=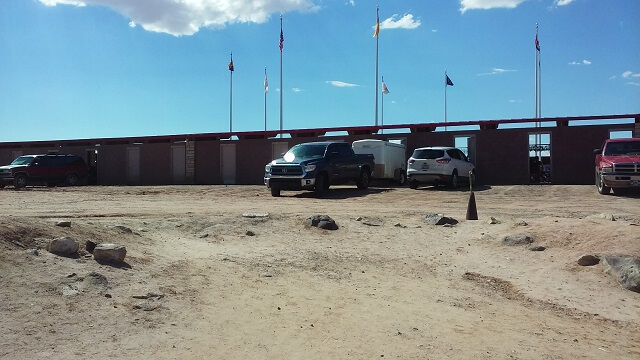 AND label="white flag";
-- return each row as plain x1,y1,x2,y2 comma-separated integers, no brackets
382,81,389,94
264,73,269,93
